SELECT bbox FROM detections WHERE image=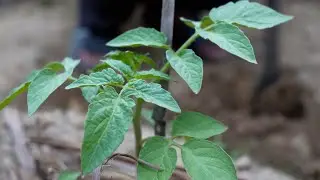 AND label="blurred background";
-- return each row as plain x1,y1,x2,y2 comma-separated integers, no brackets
0,0,319,179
